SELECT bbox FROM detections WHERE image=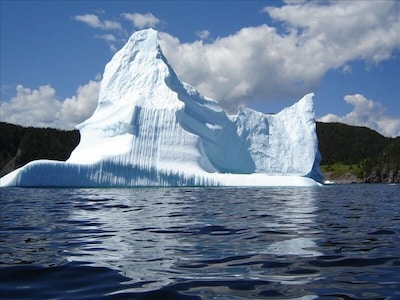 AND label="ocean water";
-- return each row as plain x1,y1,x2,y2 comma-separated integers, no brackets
0,185,399,299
